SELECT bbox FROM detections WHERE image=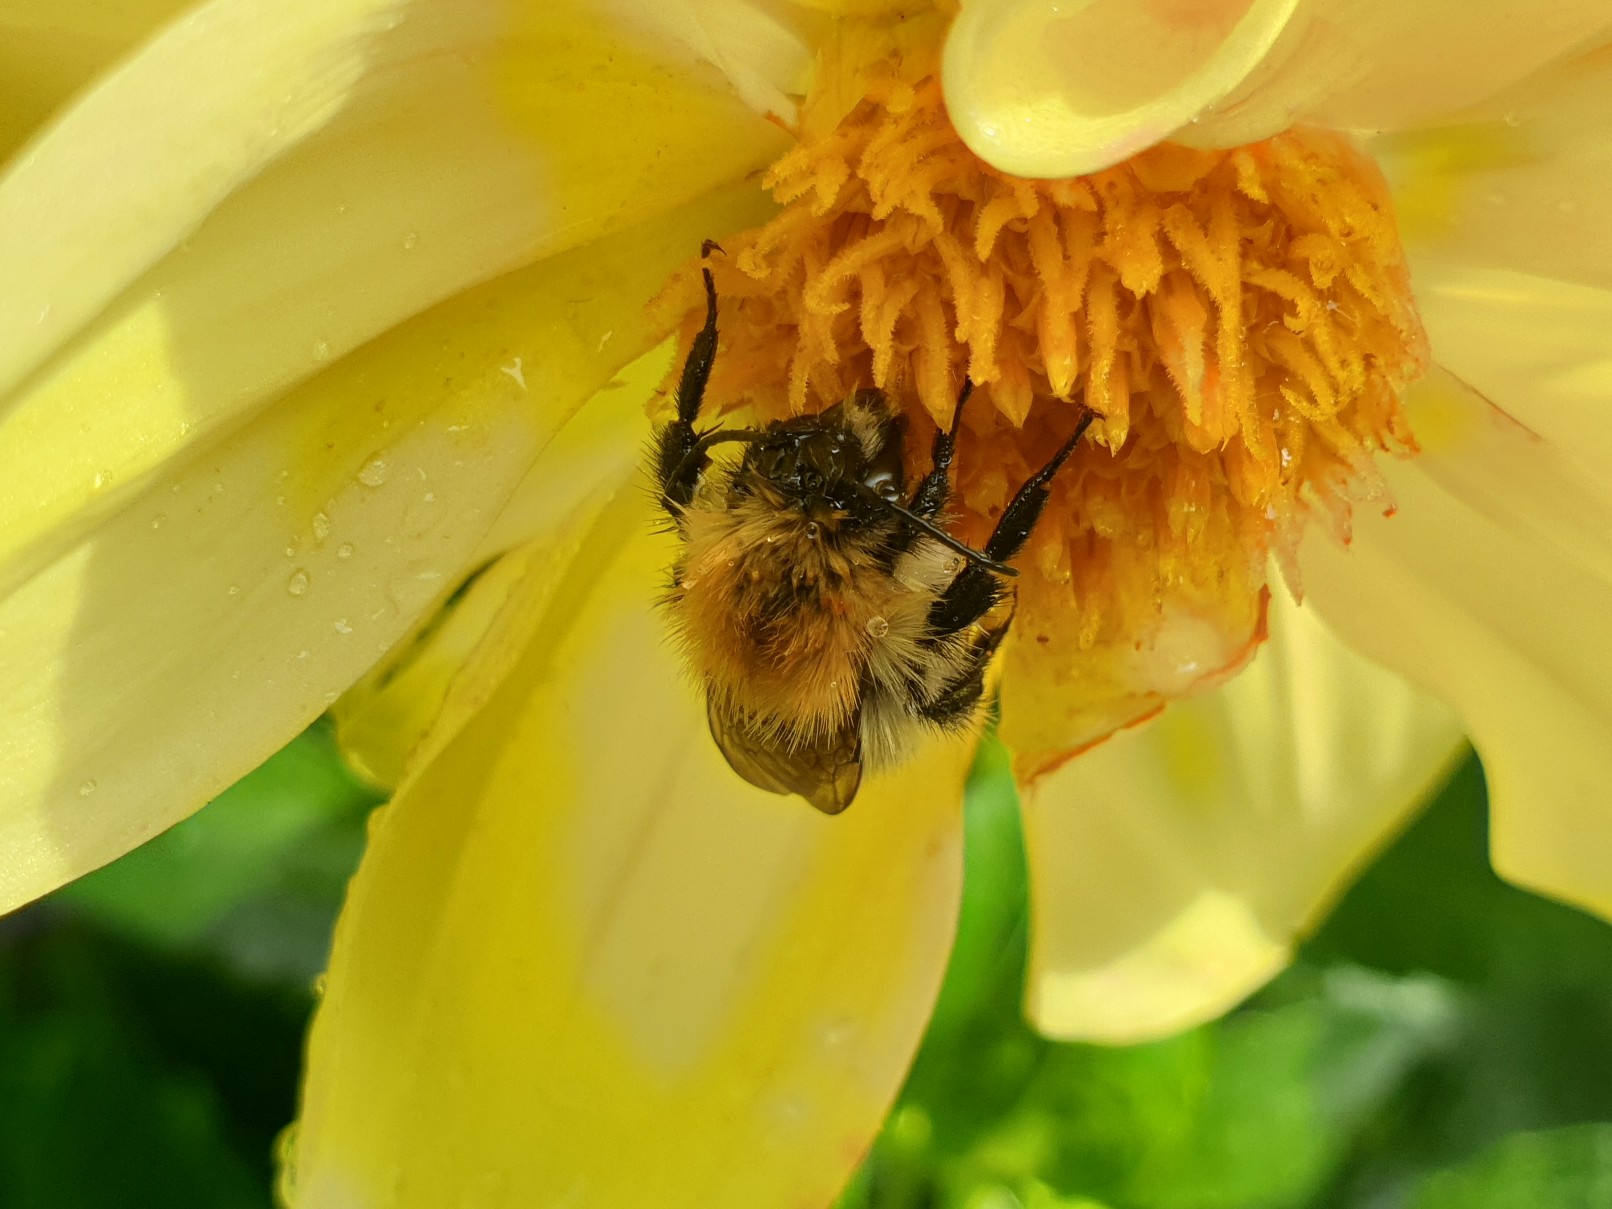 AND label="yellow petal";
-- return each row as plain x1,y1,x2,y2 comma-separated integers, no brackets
1302,363,1612,922
1379,47,1612,293
999,582,1267,783
0,0,194,161
1411,259,1612,472
943,0,1612,176
1020,589,1461,1044
333,342,674,789
0,191,738,914
291,494,971,1209
942,0,1303,177
0,0,786,594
